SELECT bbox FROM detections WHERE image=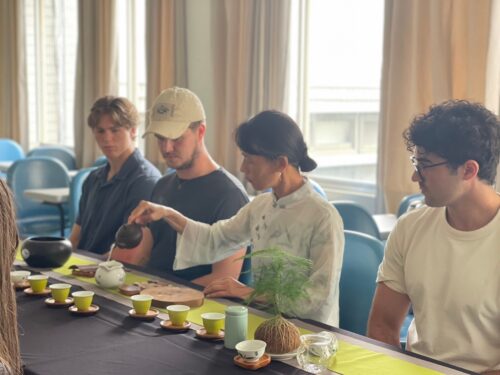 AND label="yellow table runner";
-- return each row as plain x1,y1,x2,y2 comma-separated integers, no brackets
18,253,445,374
